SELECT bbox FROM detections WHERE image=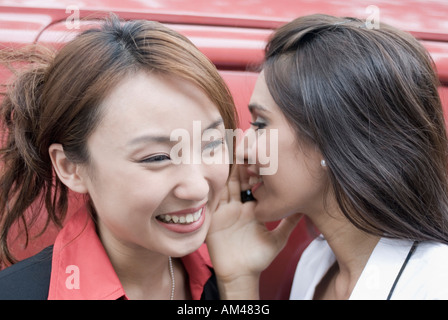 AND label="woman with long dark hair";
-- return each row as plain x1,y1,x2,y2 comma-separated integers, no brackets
207,14,448,299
